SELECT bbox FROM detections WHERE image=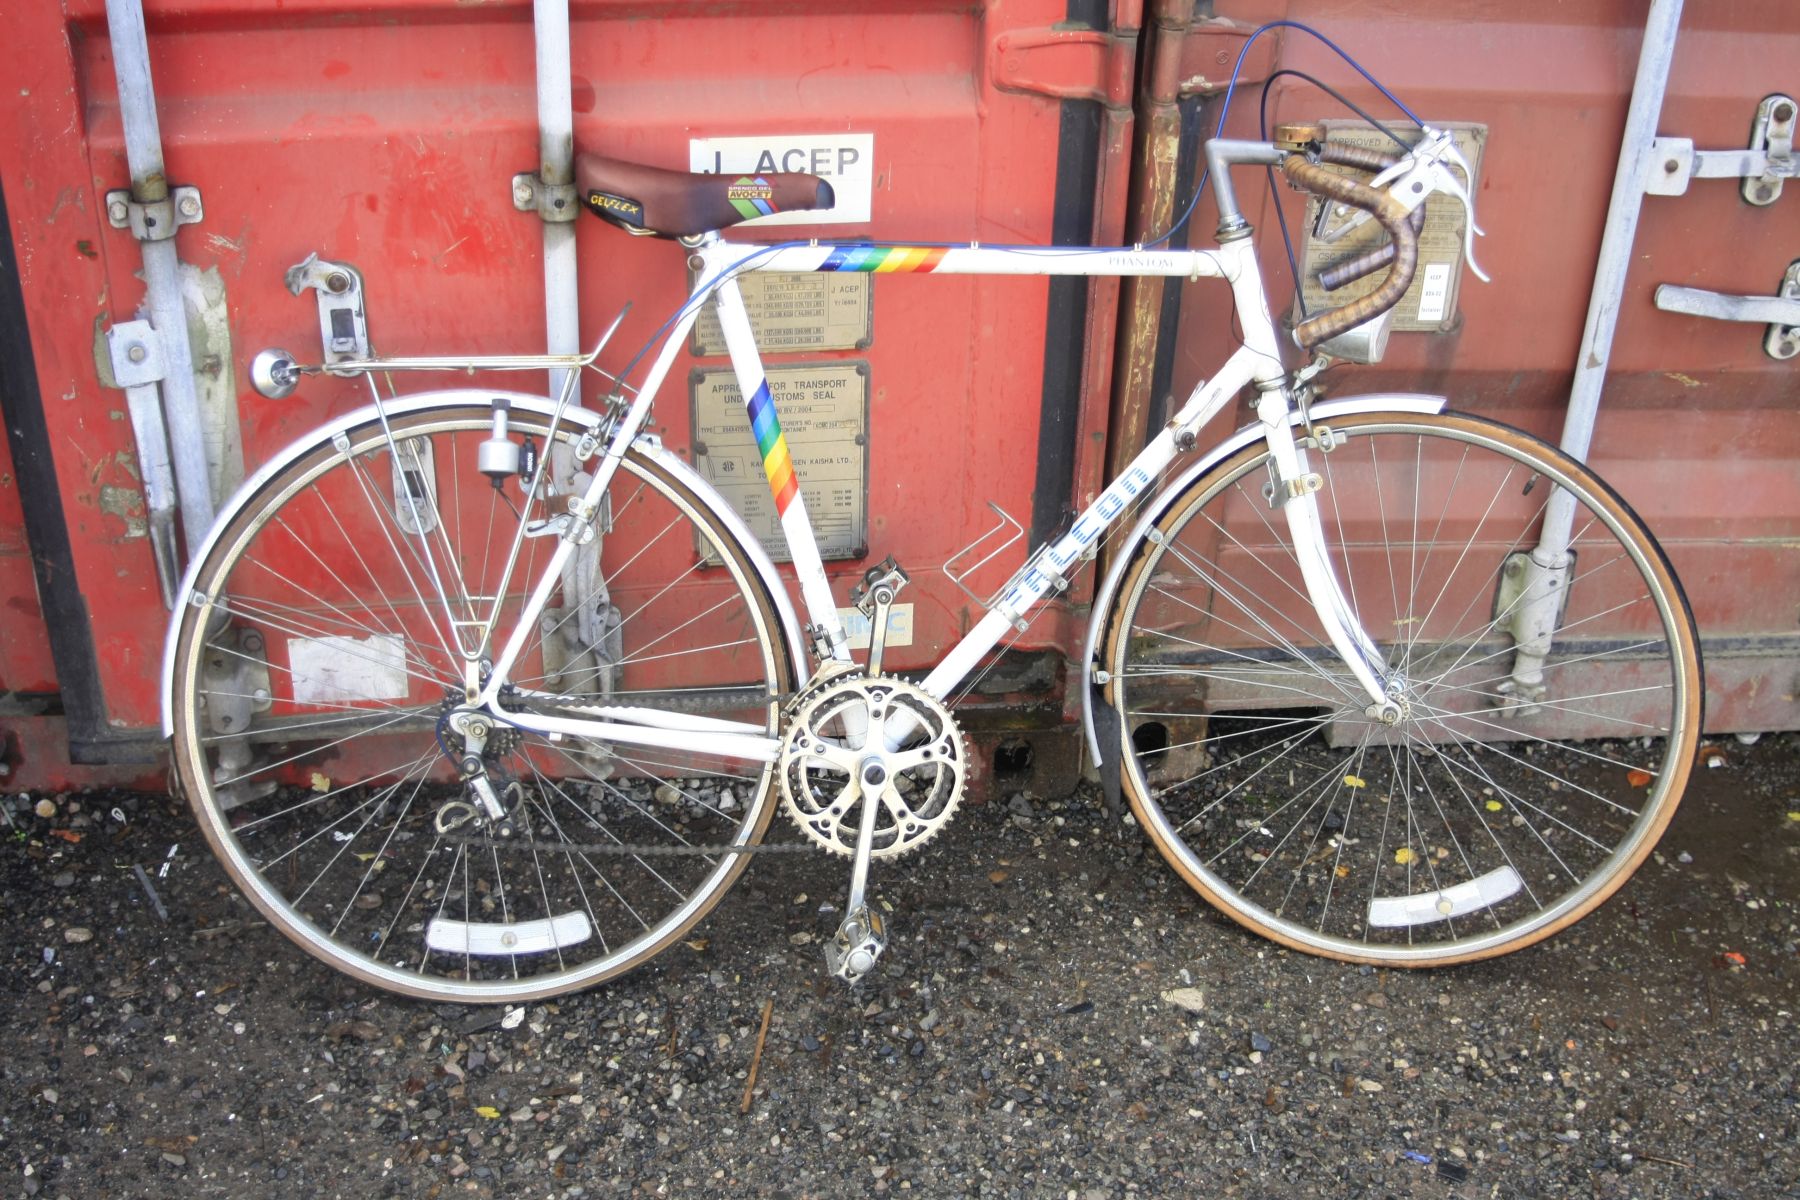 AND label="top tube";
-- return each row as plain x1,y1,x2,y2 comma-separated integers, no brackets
725,240,1235,280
